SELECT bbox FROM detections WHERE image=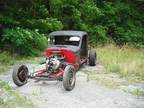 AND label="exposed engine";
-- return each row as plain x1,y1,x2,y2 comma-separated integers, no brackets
46,57,60,71
46,52,65,73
